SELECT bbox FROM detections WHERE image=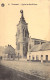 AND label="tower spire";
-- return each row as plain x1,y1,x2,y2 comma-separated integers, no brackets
17,10,27,26
20,10,23,18
20,10,24,21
